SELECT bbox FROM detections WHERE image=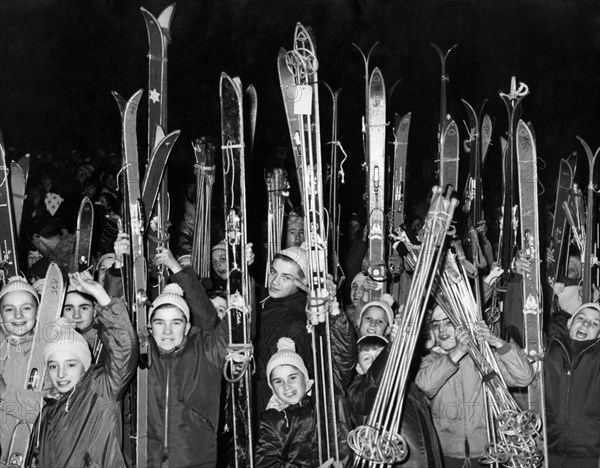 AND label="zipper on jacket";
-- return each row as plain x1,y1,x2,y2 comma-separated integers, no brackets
162,353,171,465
